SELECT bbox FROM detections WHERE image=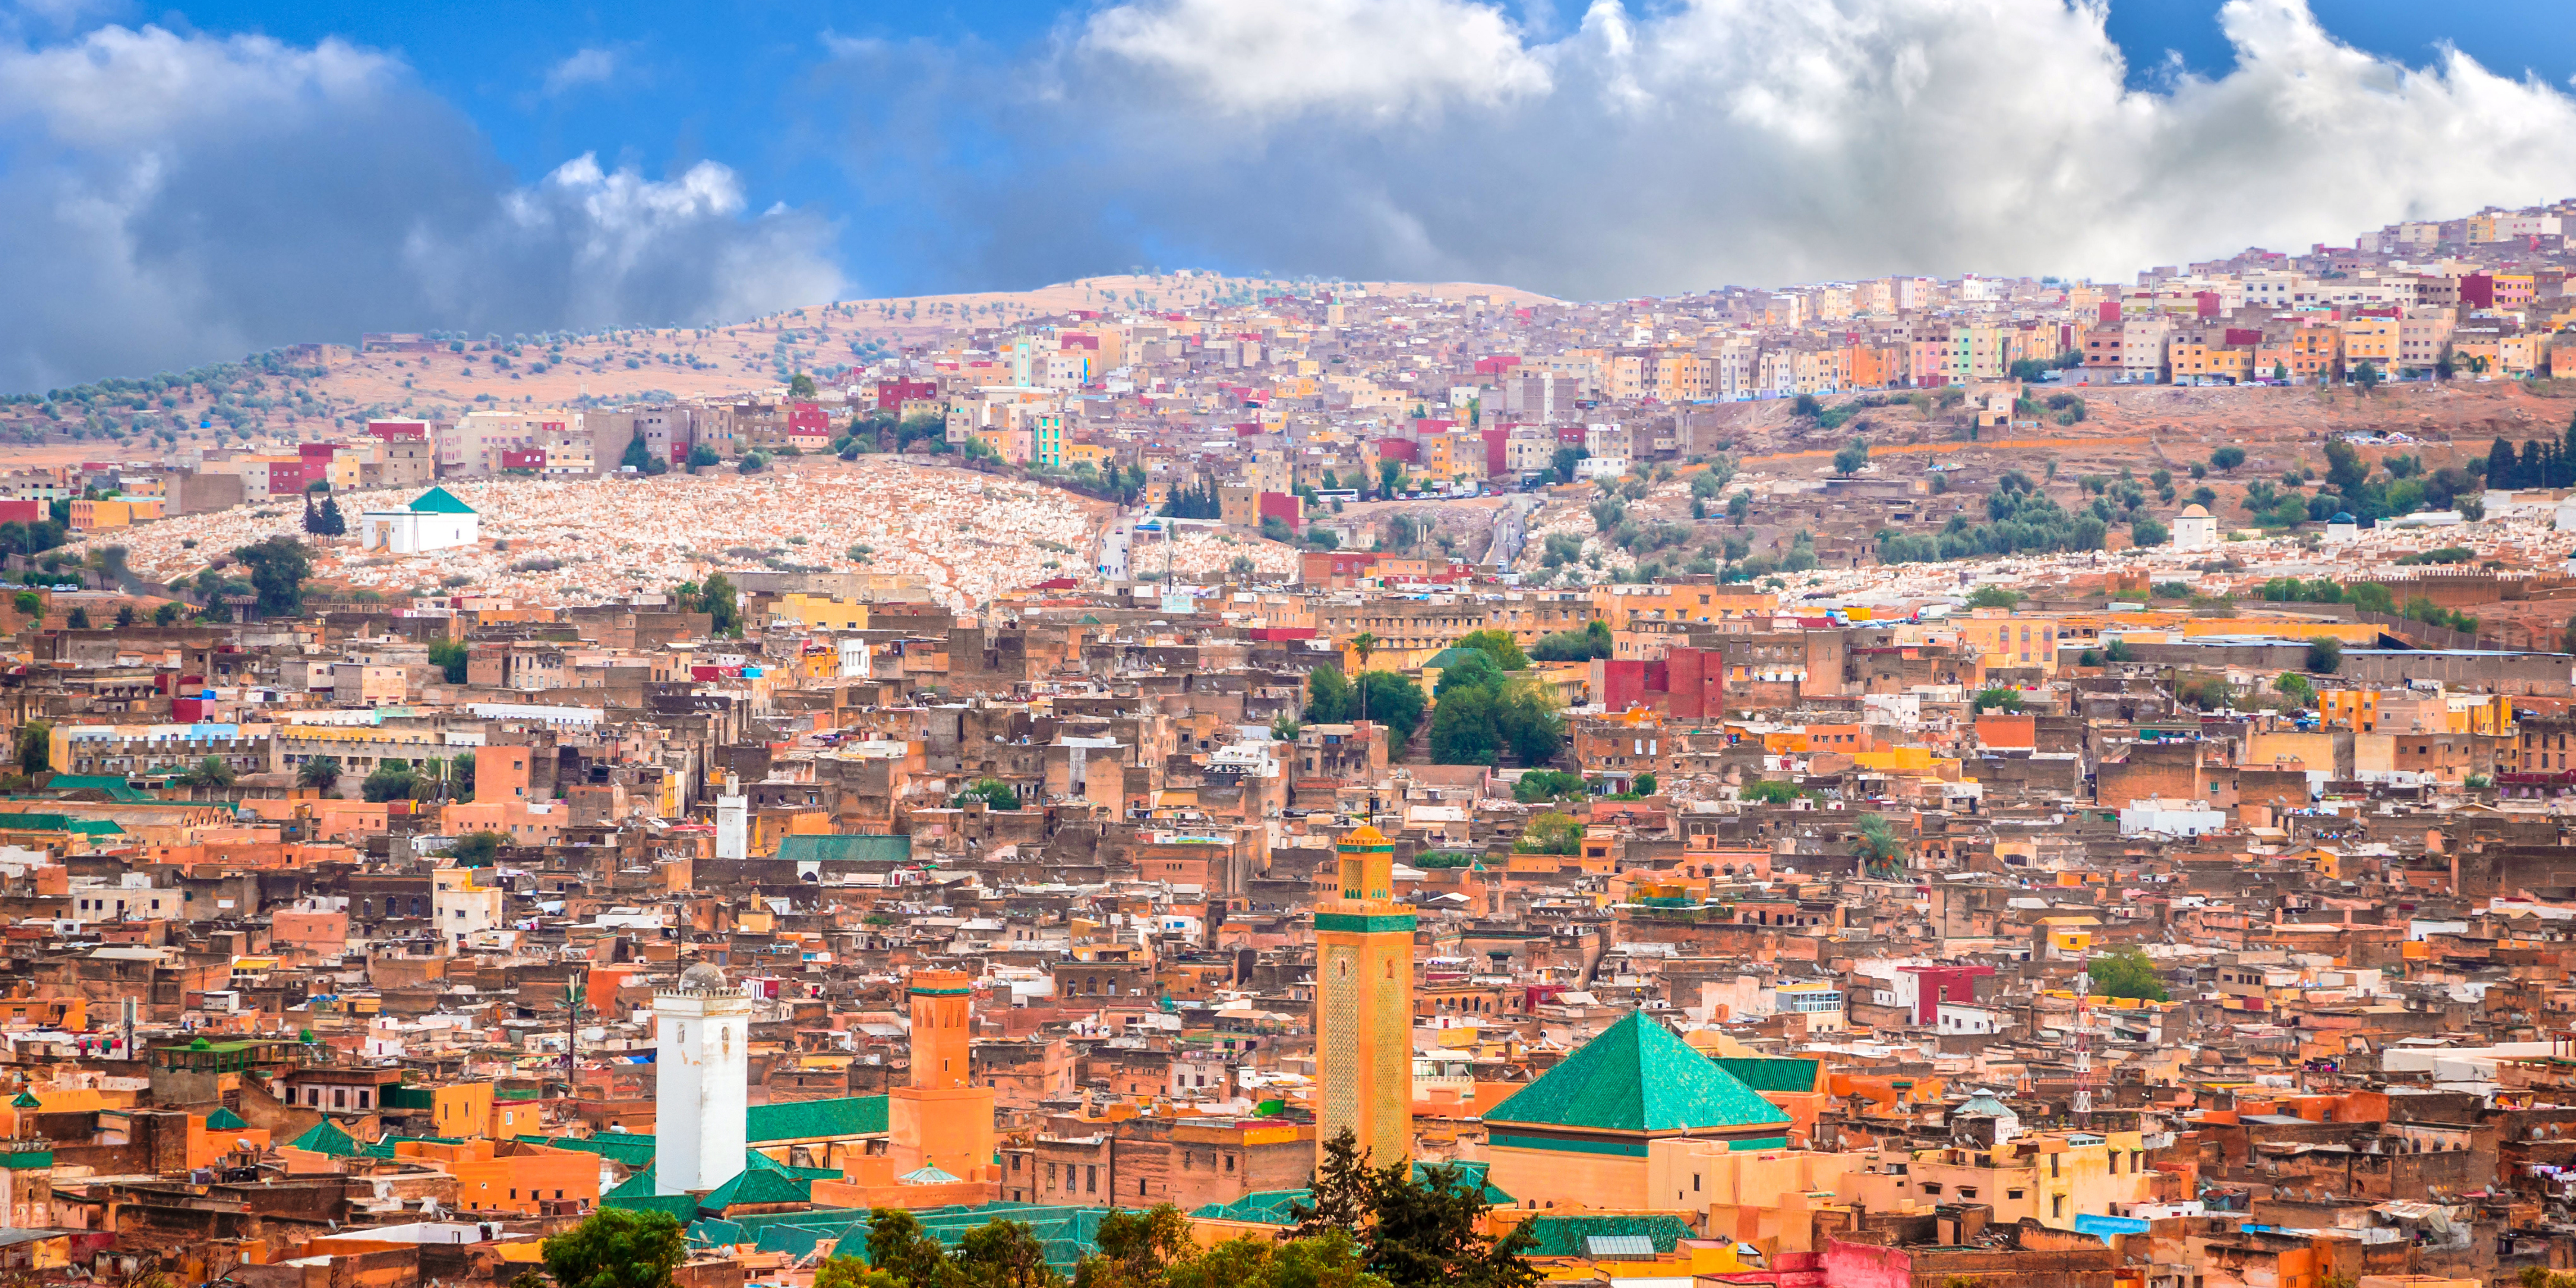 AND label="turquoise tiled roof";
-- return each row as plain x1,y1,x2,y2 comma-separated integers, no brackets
284,1120,360,1156
746,1095,887,1142
773,834,912,865
517,1133,659,1167
1710,1055,1824,1095
1483,1011,1790,1134
1519,1214,1698,1258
